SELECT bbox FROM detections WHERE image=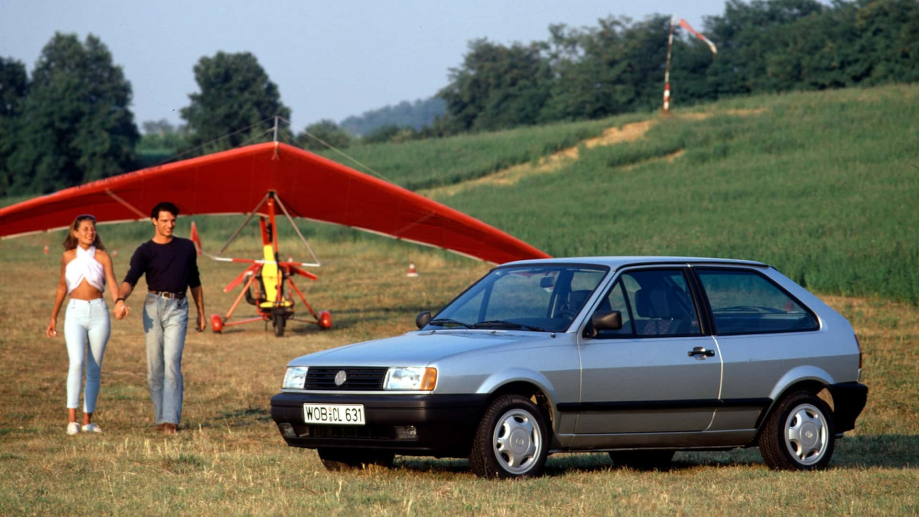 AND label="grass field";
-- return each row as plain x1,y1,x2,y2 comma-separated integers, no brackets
0,235,917,515
1,83,918,514
438,84,919,306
